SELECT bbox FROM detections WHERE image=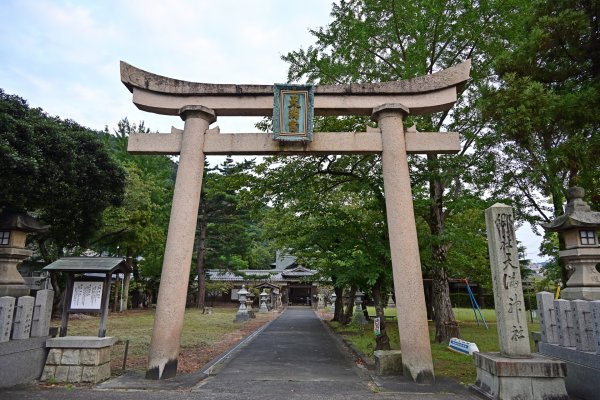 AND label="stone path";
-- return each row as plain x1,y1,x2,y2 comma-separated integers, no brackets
195,307,374,399
0,307,480,400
